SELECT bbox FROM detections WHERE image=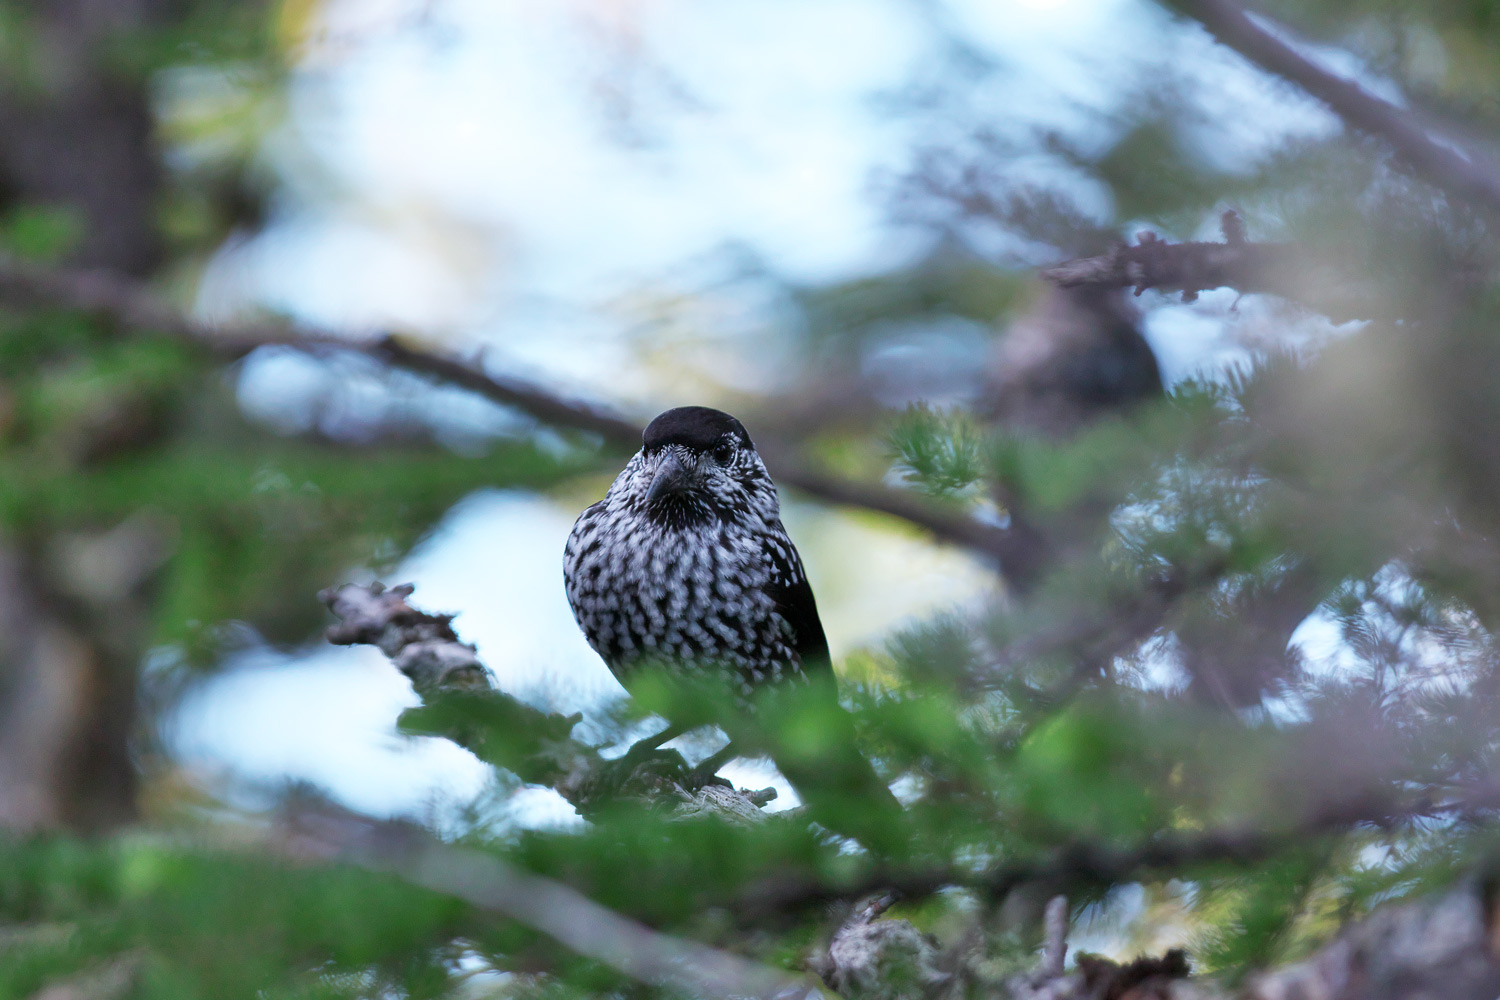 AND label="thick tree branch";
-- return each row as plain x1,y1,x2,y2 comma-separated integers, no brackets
0,253,1032,575
319,582,775,821
1176,0,1500,215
